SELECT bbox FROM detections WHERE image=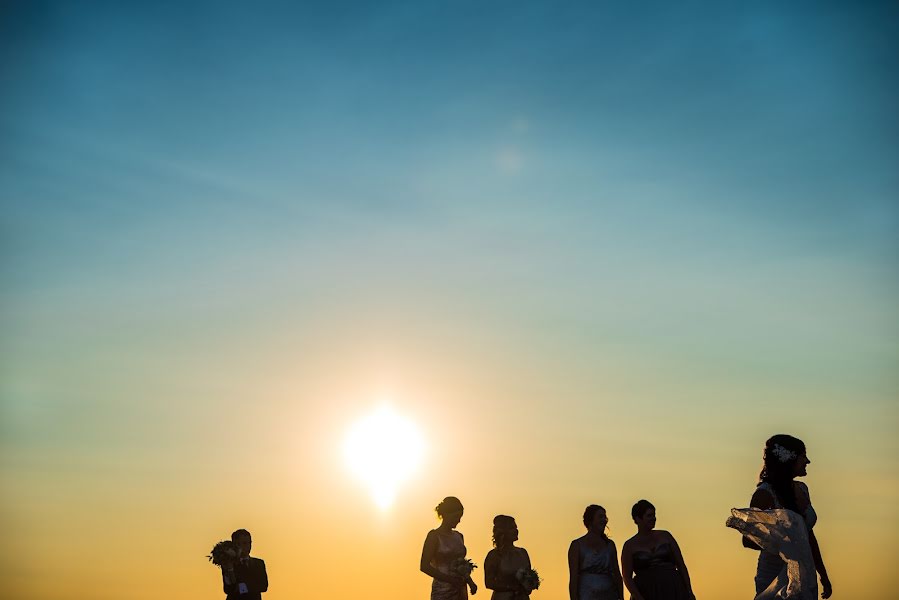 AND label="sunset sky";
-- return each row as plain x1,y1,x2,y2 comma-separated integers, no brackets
1,1,897,598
